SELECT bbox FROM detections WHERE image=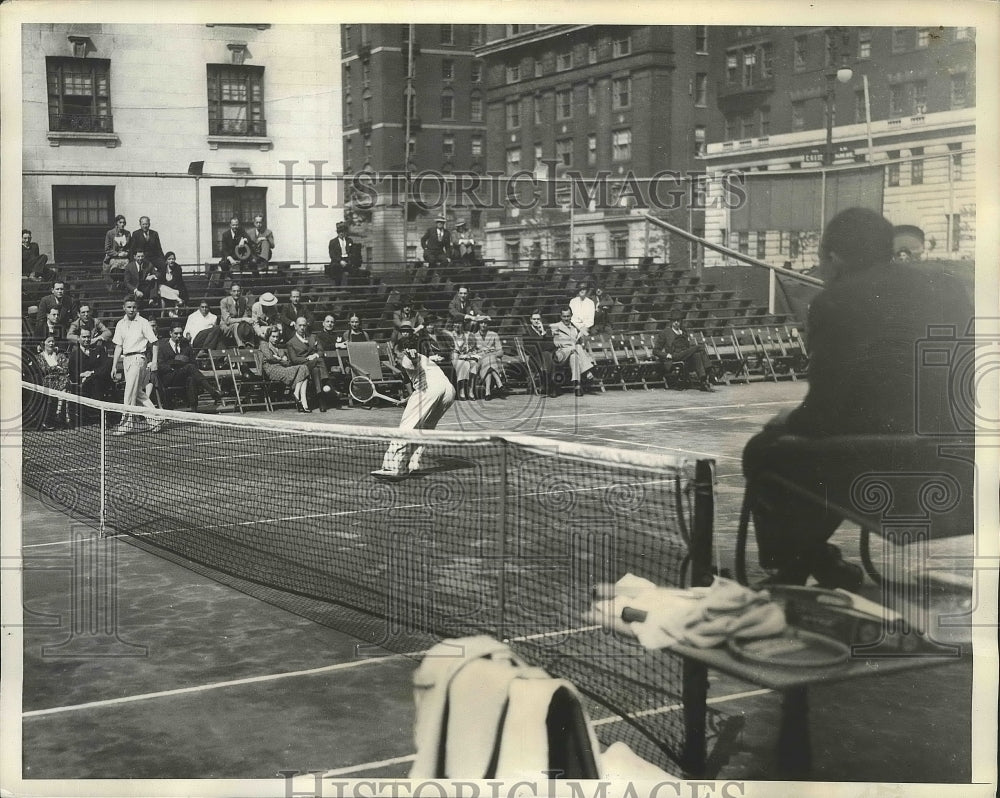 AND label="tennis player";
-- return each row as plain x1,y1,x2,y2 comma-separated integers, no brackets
372,334,455,479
